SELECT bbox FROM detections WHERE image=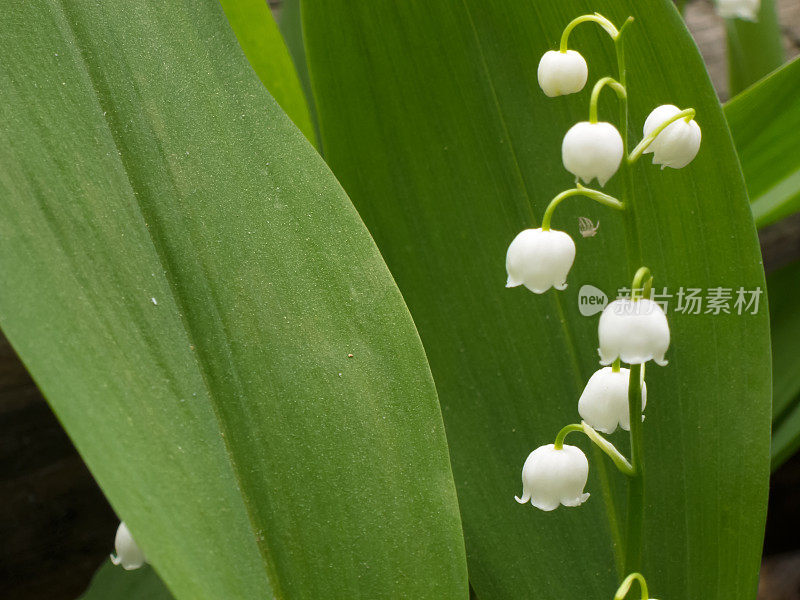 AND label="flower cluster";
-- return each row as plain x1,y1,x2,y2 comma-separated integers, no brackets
507,13,700,598
515,276,668,512
506,15,700,297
